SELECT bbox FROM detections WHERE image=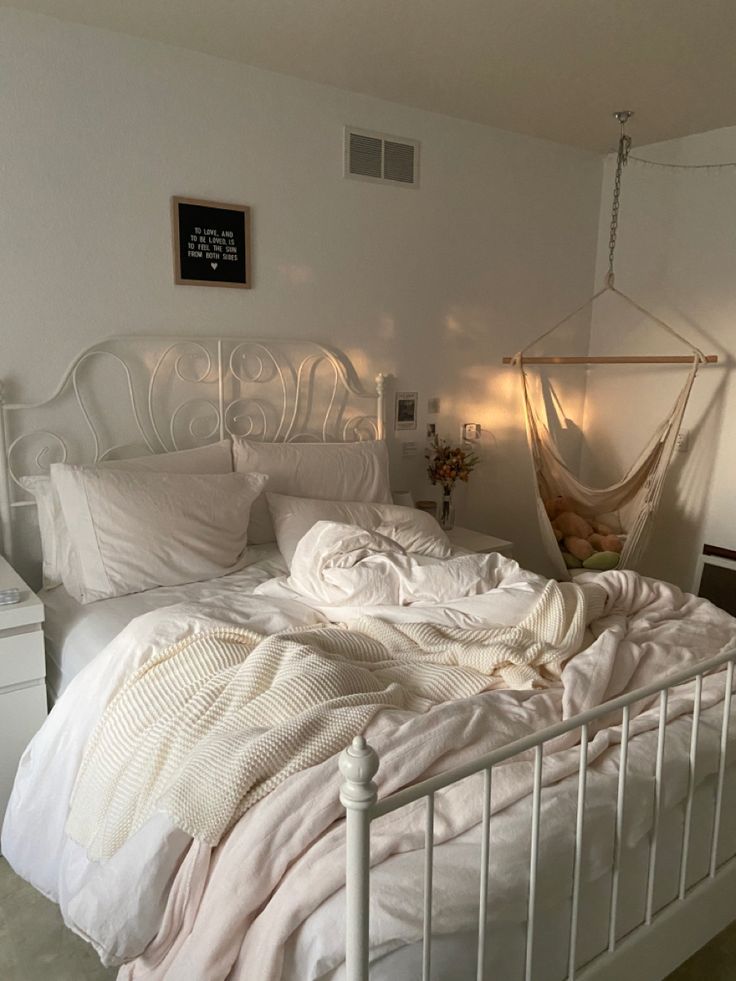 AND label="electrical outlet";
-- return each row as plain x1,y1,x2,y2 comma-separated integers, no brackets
675,430,690,453
462,423,481,441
